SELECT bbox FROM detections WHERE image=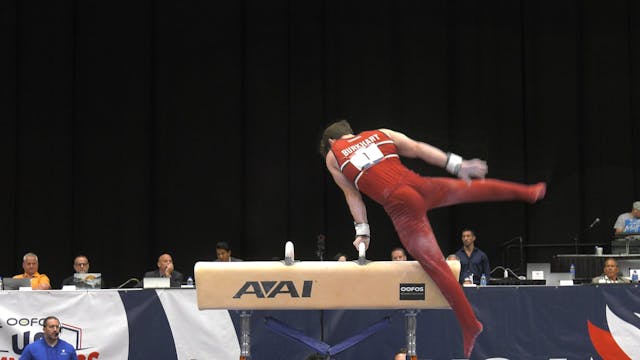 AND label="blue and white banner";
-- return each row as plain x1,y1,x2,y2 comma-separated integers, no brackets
229,285,640,359
2,286,639,359
0,289,239,360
